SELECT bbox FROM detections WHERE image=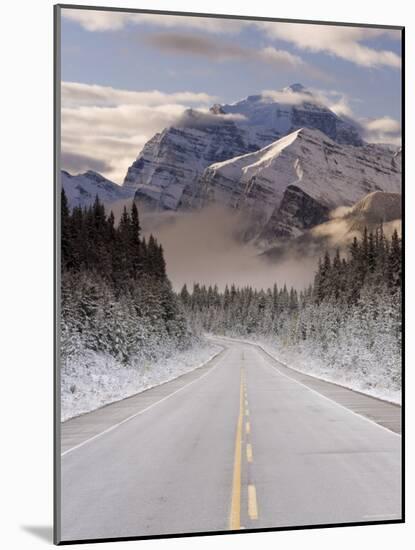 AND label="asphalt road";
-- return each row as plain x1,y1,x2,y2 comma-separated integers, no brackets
59,337,402,542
